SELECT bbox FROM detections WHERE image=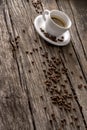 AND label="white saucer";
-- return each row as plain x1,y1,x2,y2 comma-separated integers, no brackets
34,15,71,46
